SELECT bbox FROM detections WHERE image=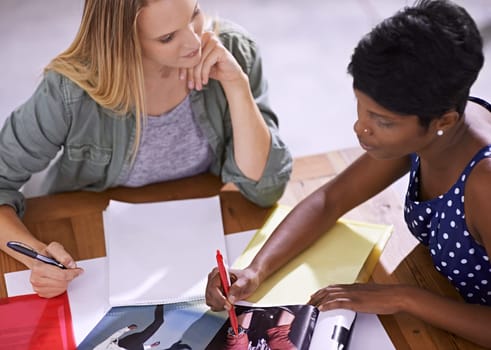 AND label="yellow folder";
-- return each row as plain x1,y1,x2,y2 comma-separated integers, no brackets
232,205,393,306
